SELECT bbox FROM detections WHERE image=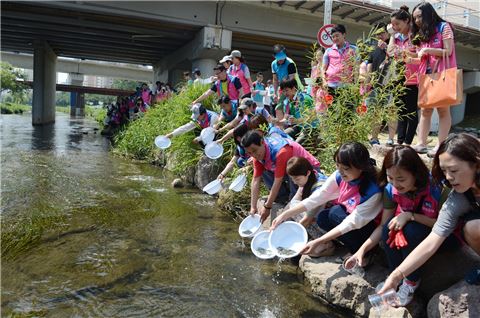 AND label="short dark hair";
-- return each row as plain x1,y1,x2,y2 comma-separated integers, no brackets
217,95,231,105
273,44,286,54
248,115,268,130
432,133,480,189
331,24,346,35
233,123,249,145
198,105,207,115
213,64,226,72
378,145,430,189
279,78,297,90
256,72,263,76
241,130,262,148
